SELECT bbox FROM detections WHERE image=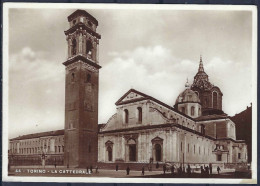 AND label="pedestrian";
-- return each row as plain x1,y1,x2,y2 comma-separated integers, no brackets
187,164,191,177
54,163,57,168
95,165,99,173
205,166,209,177
156,162,159,169
209,163,212,175
179,165,182,175
86,167,89,174
163,164,166,174
217,166,221,174
126,166,130,175
200,166,204,176
142,166,145,176
116,164,118,171
90,165,93,173
171,165,175,175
